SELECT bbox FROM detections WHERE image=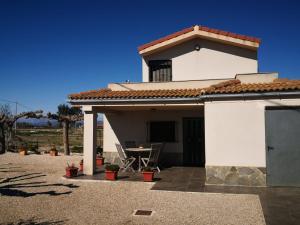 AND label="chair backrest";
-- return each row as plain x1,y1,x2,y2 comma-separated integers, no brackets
149,143,162,165
124,141,137,148
115,143,127,161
